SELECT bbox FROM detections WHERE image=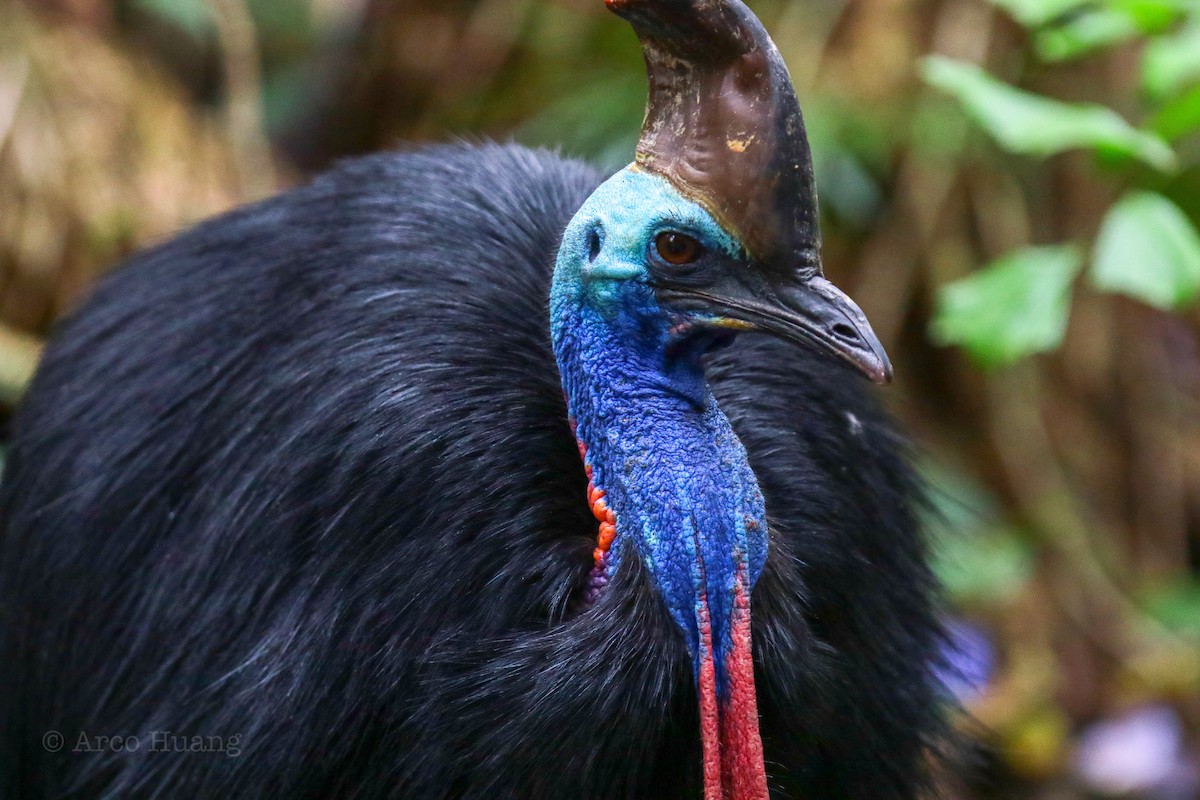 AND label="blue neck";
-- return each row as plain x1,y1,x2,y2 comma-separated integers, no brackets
550,163,775,796
551,291,769,691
